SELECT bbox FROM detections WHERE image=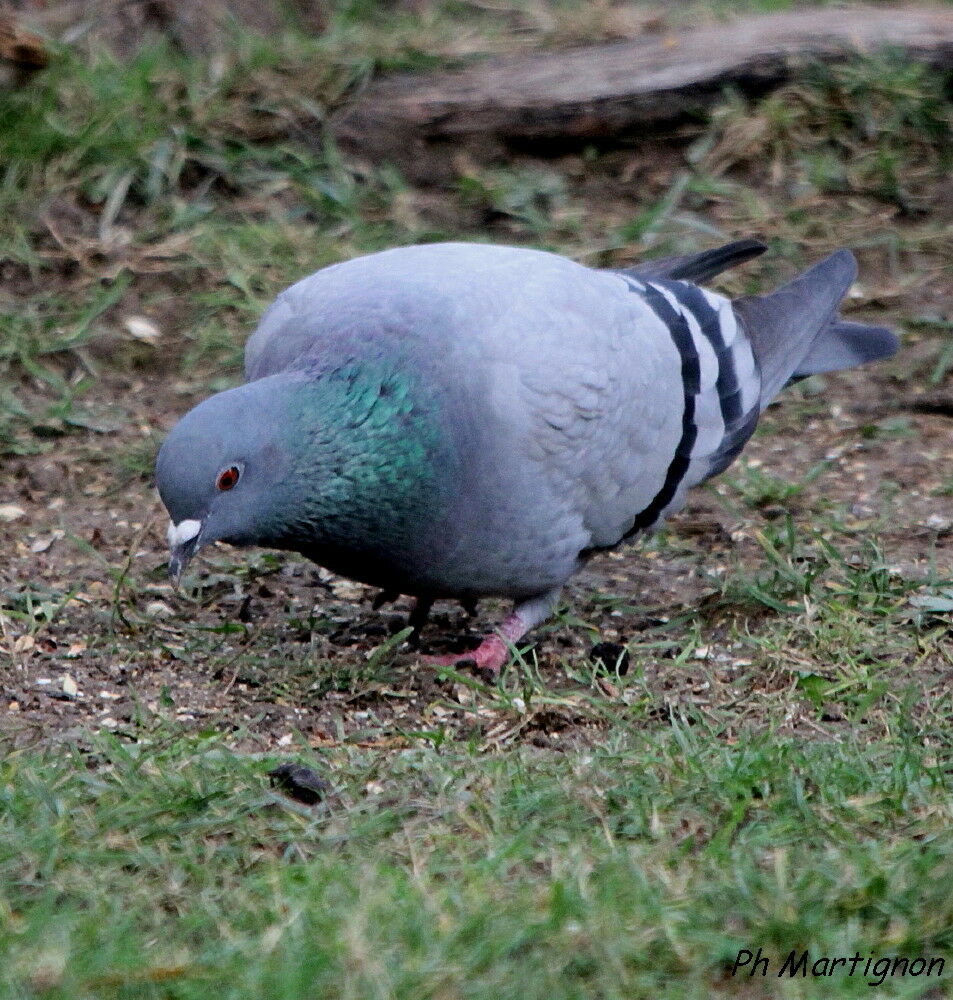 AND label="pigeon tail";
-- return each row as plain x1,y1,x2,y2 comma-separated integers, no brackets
792,320,899,380
733,250,898,410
